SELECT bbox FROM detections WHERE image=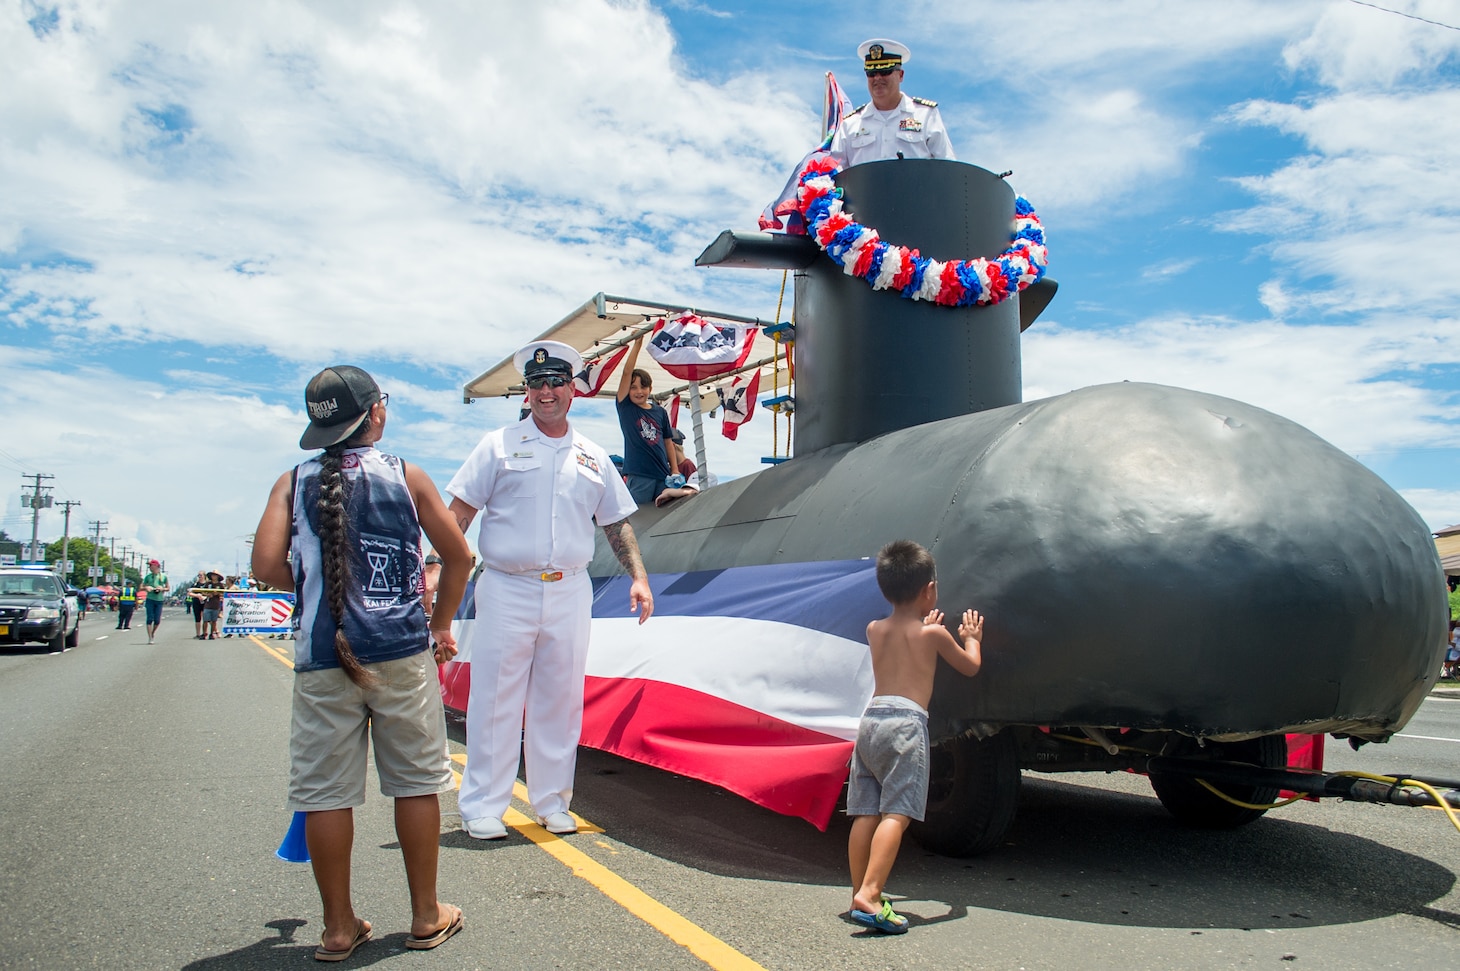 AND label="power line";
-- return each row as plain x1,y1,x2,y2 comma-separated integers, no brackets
1348,0,1460,32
